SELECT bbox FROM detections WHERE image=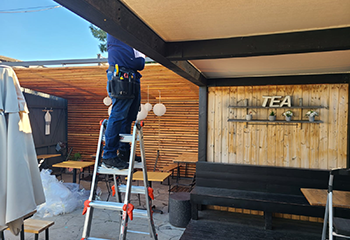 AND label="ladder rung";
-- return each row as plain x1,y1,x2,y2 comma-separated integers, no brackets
89,201,124,211
127,230,150,235
85,238,111,240
89,201,148,218
101,134,138,143
119,185,146,194
97,162,143,175
119,134,139,143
